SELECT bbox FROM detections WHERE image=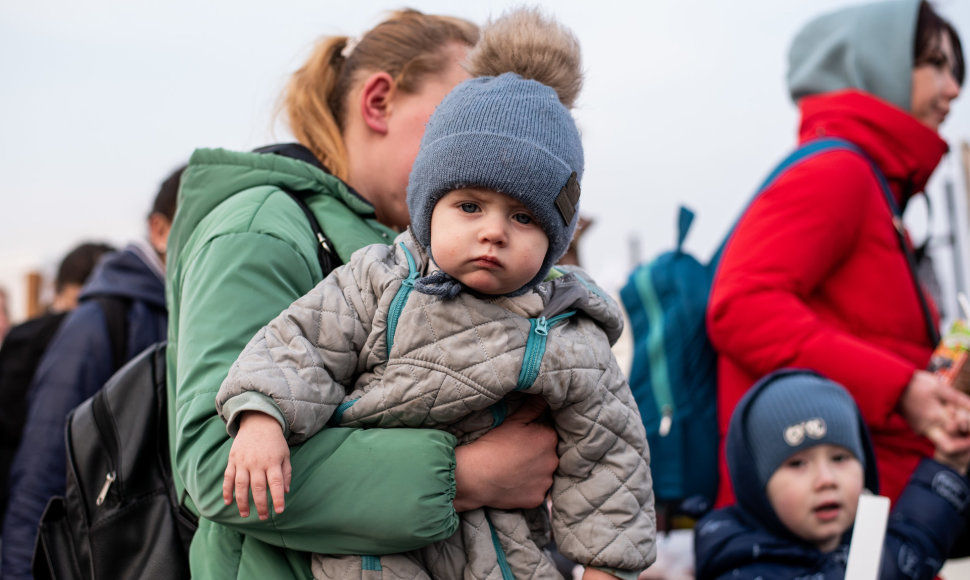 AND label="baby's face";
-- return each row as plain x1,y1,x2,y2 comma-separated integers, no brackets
429,188,548,295
766,443,864,553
